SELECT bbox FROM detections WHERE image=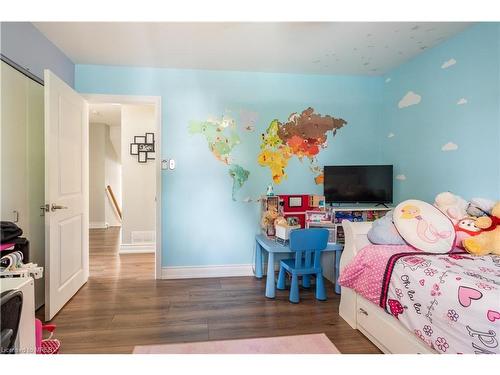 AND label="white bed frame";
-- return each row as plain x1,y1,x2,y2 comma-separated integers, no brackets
339,220,437,354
